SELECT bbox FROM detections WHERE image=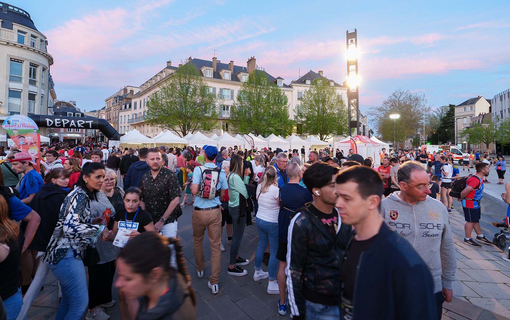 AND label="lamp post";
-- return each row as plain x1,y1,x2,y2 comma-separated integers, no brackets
389,113,400,153
346,29,360,136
